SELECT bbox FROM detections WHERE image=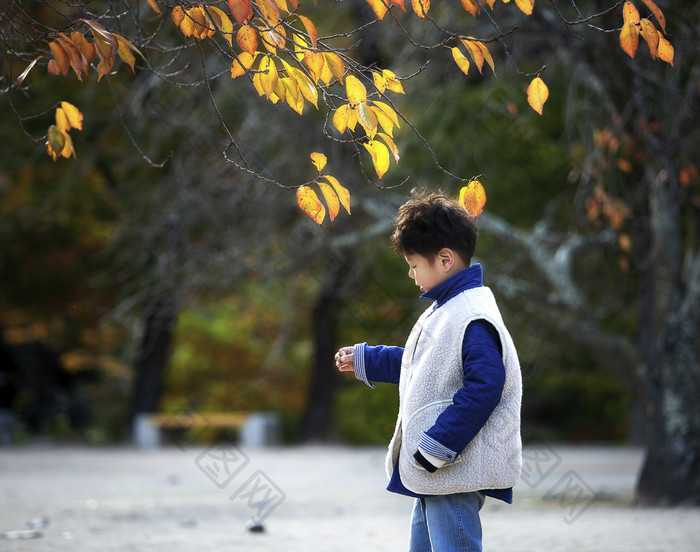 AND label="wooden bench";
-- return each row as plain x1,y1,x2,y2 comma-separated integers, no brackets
133,411,279,448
